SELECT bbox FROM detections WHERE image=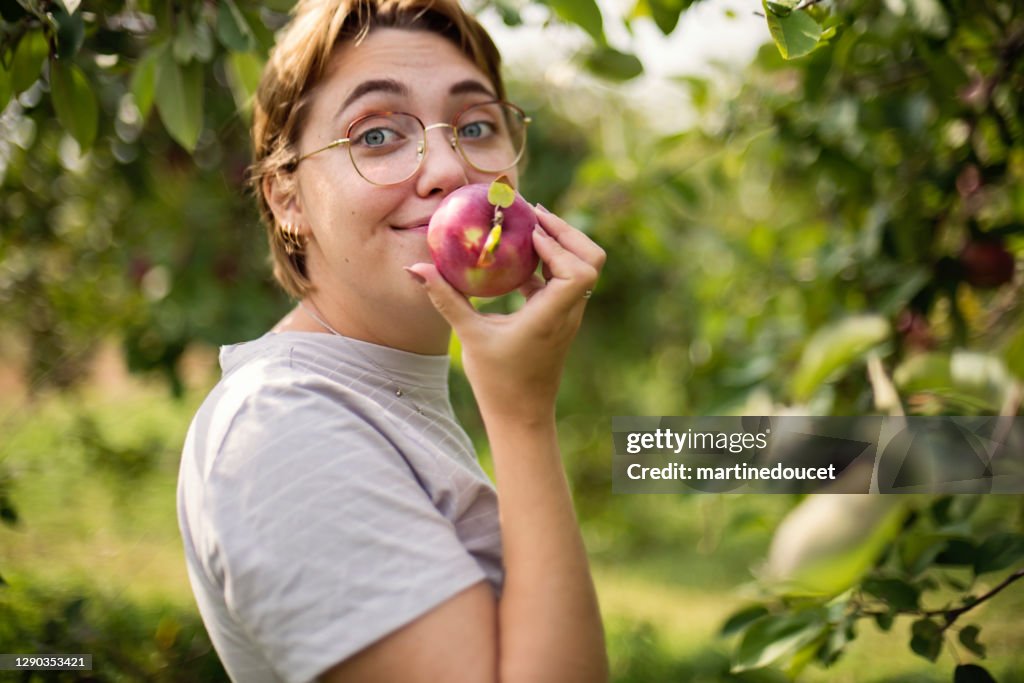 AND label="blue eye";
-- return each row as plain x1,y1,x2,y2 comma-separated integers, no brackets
358,127,401,147
459,121,496,139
